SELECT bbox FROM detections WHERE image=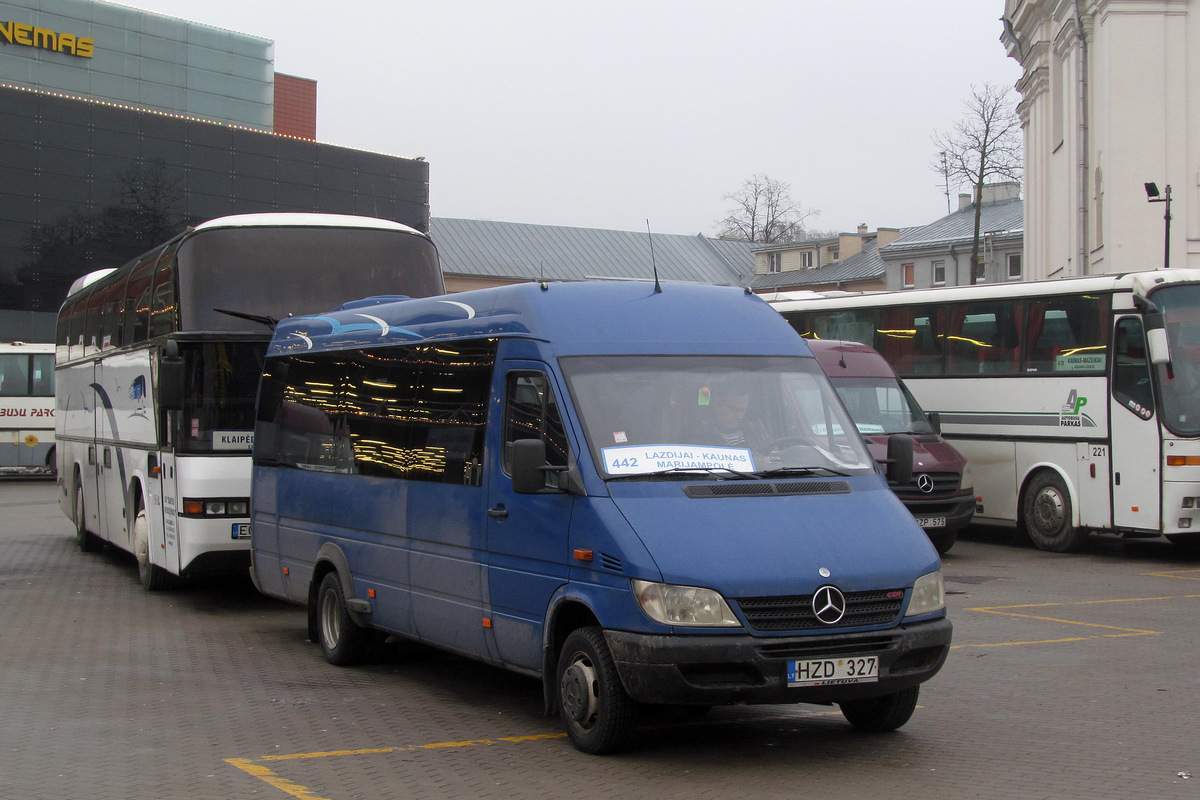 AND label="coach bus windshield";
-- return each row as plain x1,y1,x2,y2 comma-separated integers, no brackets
178,227,443,332
561,355,876,479
1152,284,1200,437
176,341,266,454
